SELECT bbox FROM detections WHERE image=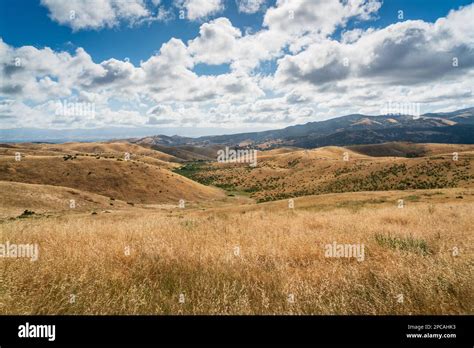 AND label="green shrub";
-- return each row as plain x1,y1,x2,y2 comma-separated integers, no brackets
375,233,431,255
